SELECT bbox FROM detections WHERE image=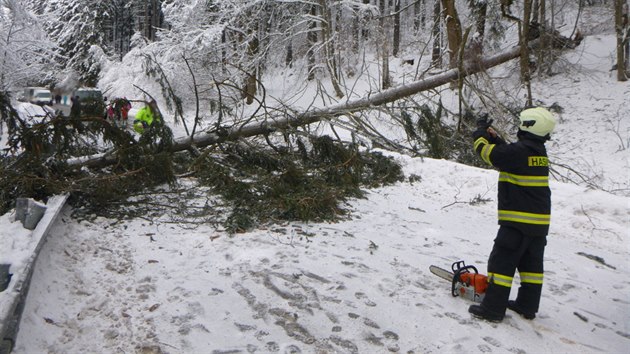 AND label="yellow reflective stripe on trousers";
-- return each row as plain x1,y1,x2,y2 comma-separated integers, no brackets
498,210,550,225
499,172,549,187
488,272,513,288
519,272,544,285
